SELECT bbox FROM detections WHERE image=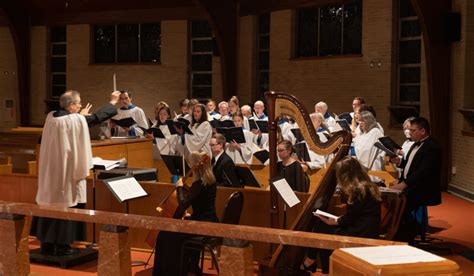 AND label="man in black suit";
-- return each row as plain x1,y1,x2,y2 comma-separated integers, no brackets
210,133,241,187
390,117,442,243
